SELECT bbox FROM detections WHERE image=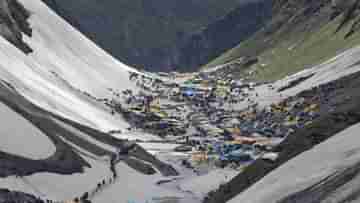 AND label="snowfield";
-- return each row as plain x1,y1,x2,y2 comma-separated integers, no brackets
180,169,239,198
227,45,360,111
229,123,360,203
138,143,181,155
1,0,360,203
0,156,110,201
0,0,187,202
0,0,143,134
0,101,55,159
92,163,185,203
